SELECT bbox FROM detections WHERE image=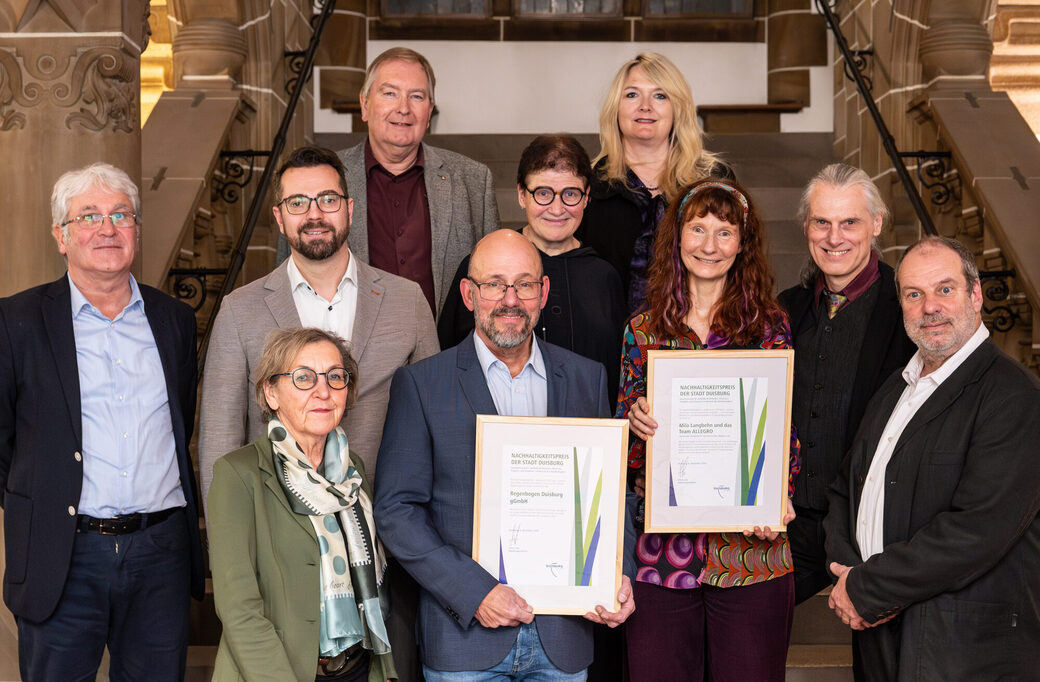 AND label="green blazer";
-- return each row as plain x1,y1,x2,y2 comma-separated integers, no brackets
208,435,396,682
